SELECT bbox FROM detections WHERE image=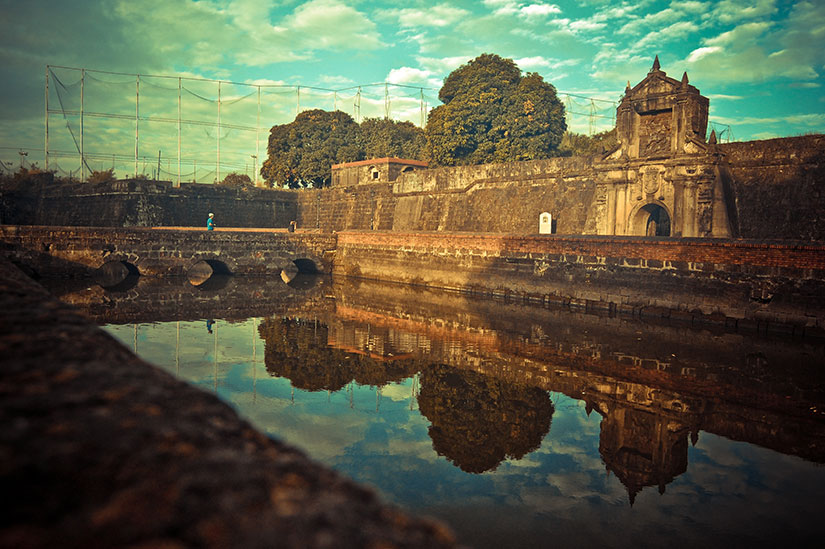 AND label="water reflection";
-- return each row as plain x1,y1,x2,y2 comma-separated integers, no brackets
69,275,825,548
418,365,554,473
